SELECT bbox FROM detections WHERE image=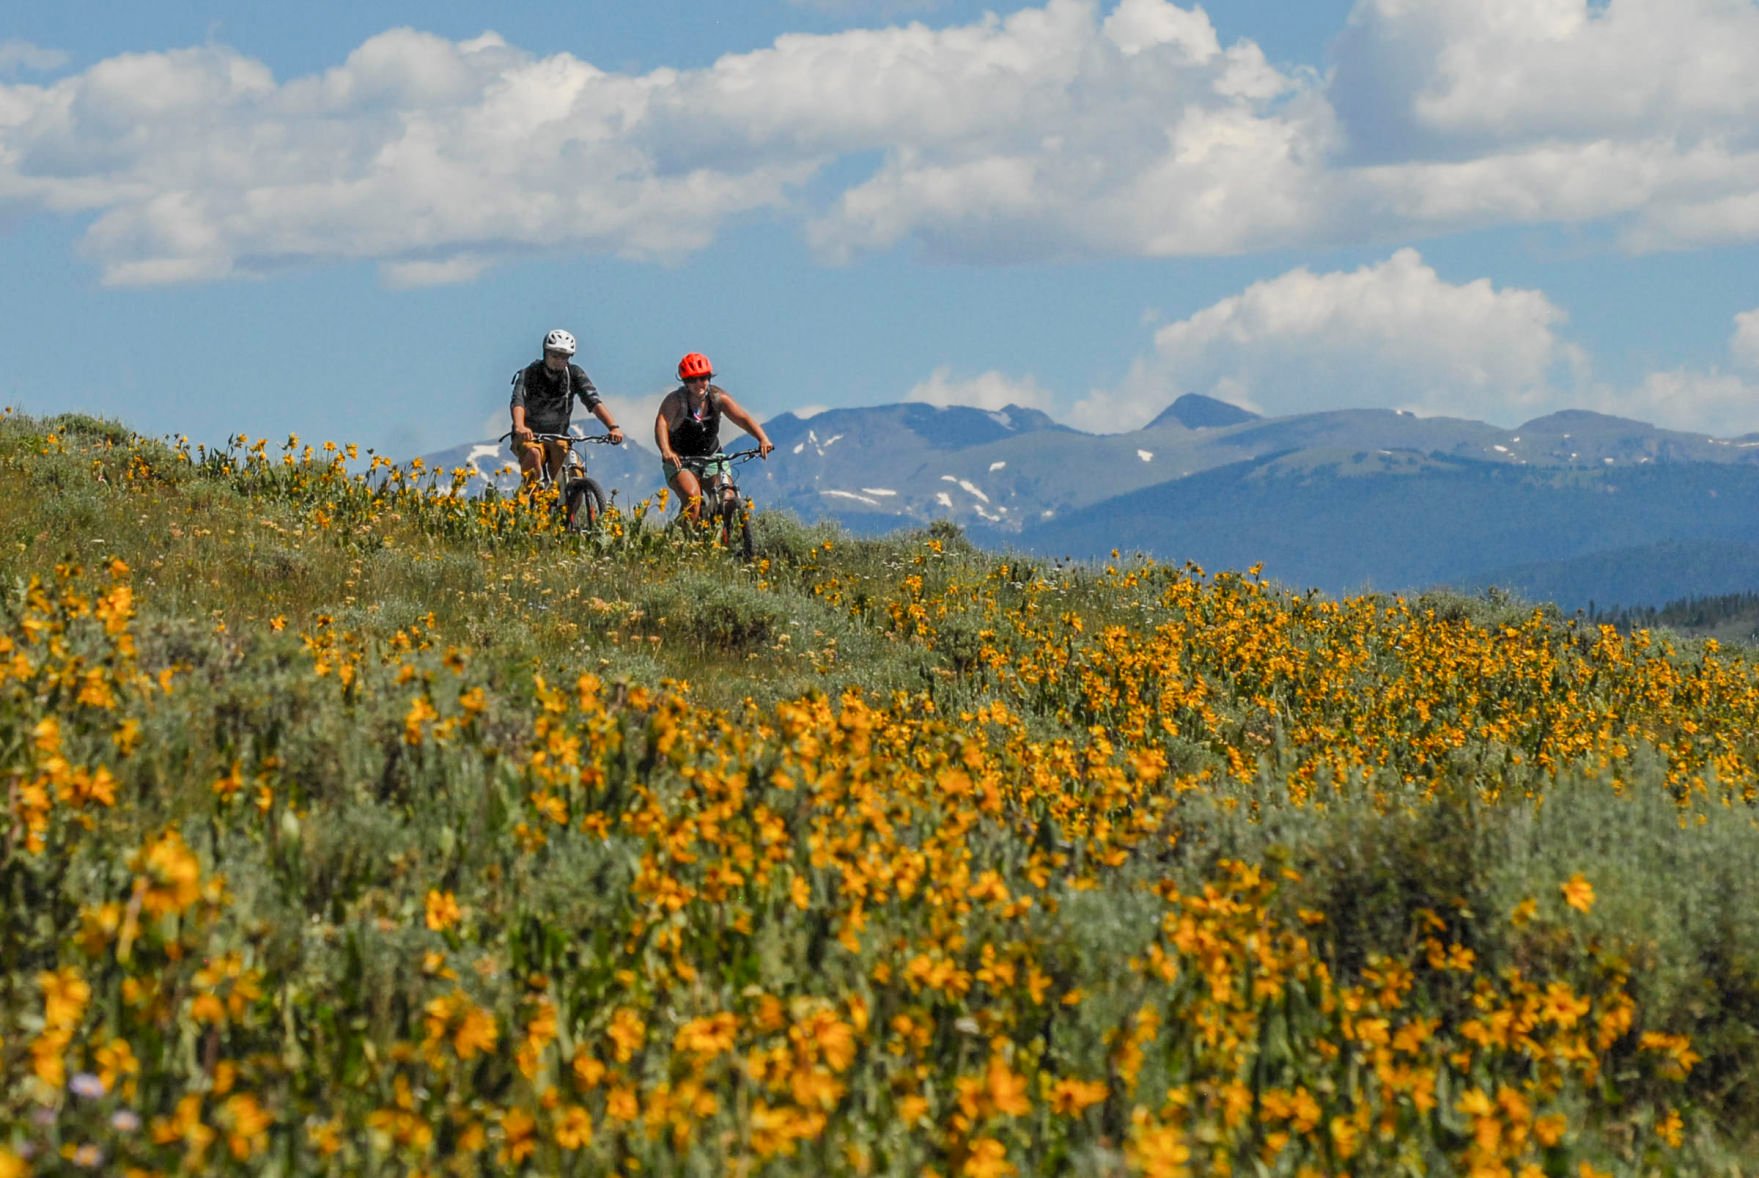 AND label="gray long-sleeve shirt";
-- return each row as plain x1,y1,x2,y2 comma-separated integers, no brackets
510,360,601,434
